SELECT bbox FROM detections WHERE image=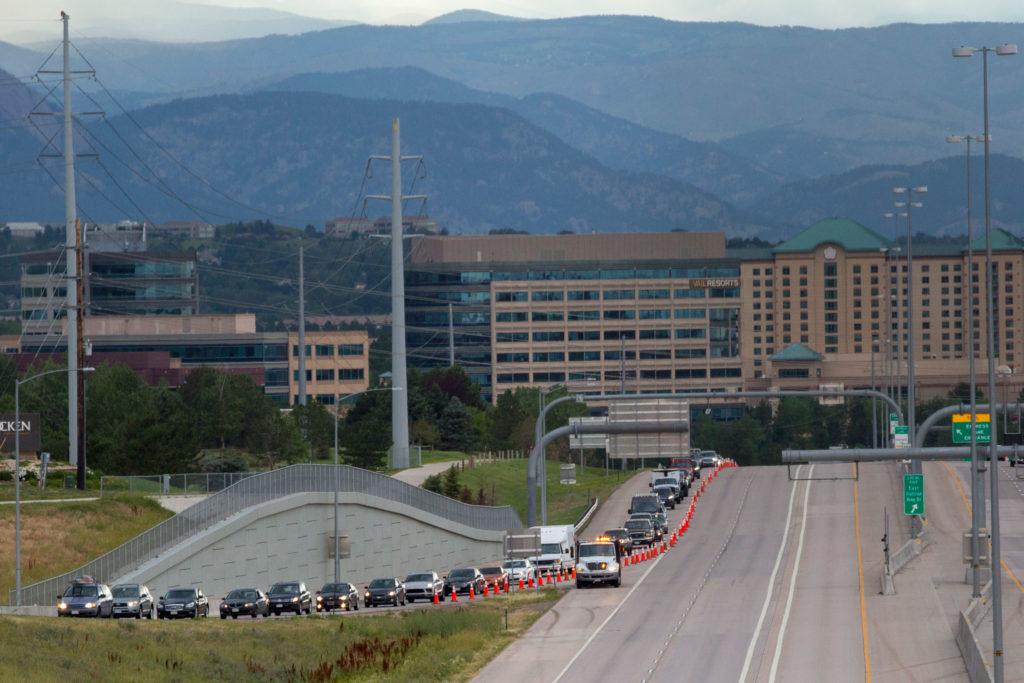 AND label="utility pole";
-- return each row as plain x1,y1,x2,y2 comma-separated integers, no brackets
297,245,307,406
75,219,86,489
62,12,81,483
448,303,455,367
